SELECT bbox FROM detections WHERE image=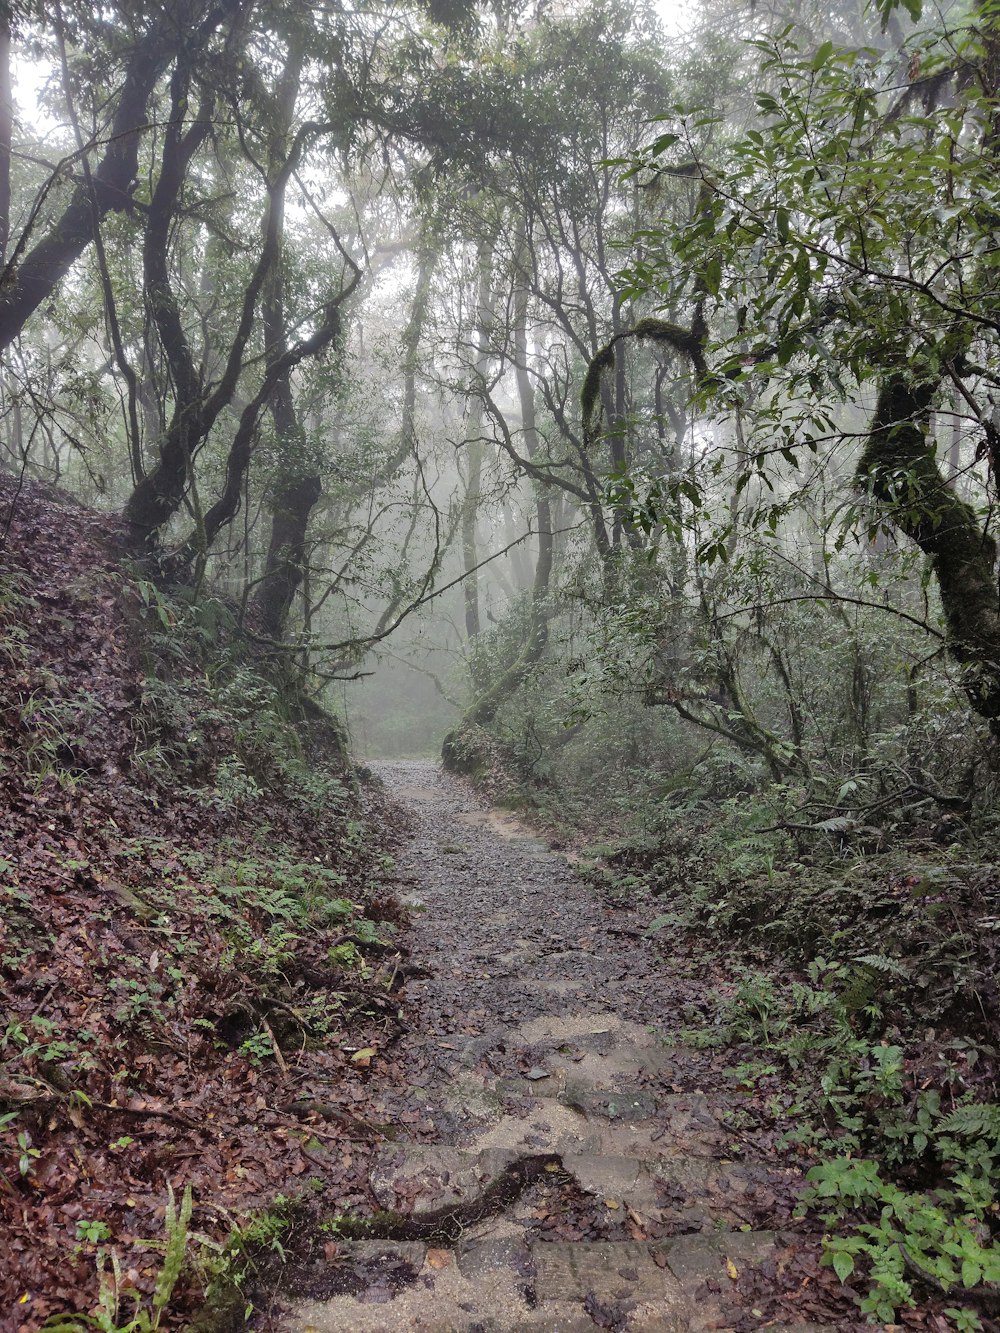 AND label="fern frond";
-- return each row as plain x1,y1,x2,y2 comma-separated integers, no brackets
152,1182,193,1318
937,1103,1000,1144
853,954,907,977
